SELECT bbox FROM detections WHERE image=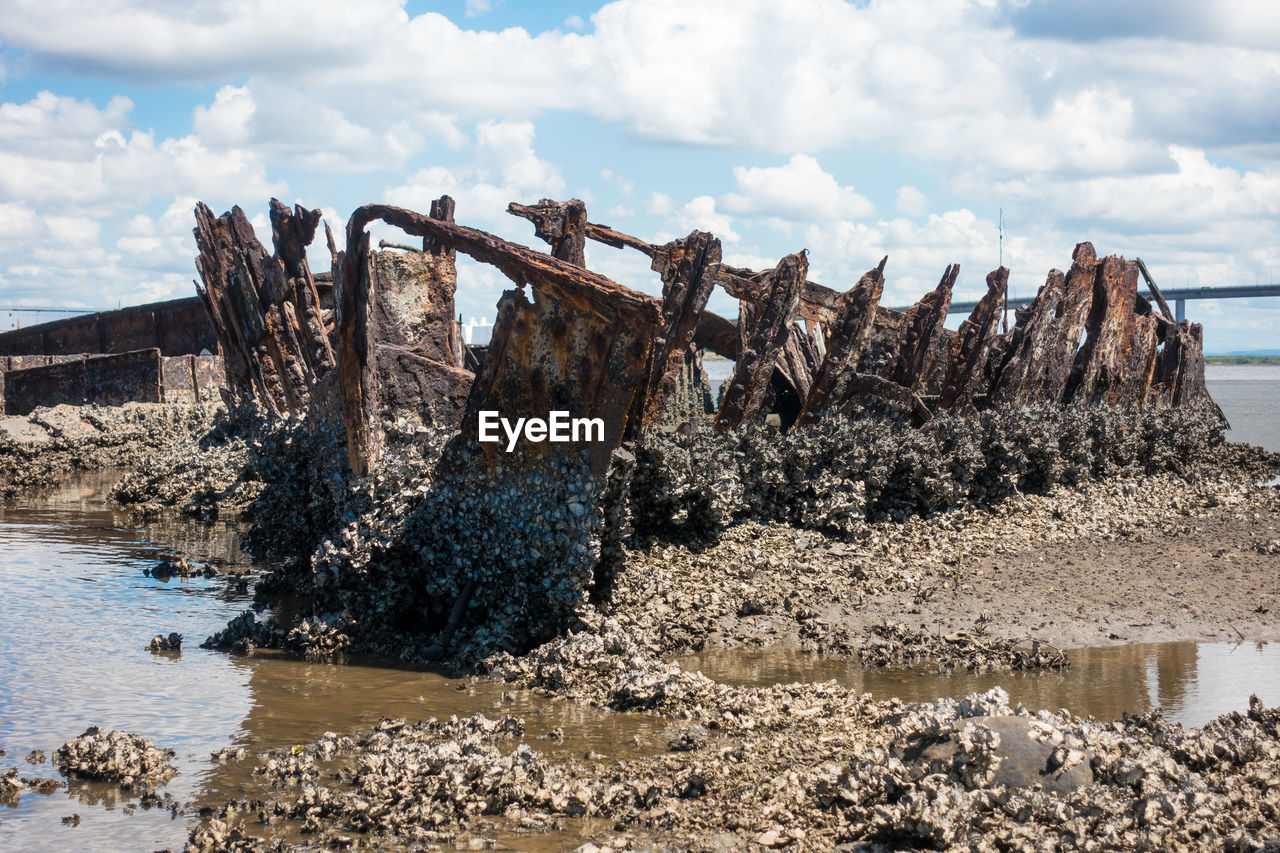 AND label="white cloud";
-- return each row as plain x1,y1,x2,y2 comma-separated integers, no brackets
0,0,1278,347
191,85,255,146
465,0,493,18
671,196,739,242
599,168,635,196
721,154,874,222
3,0,1276,179
42,215,101,244
896,186,929,217
0,203,44,243
384,120,564,232
643,192,674,217
0,93,284,215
